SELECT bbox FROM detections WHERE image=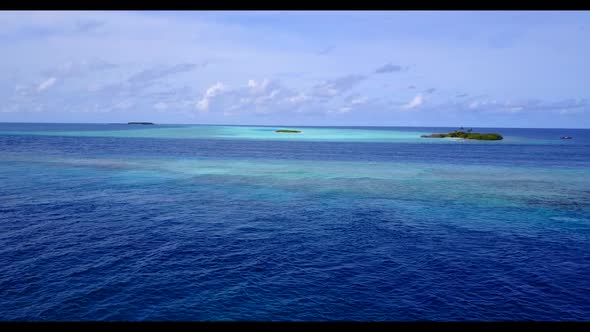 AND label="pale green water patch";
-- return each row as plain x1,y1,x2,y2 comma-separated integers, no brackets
3,151,587,183
4,152,588,215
